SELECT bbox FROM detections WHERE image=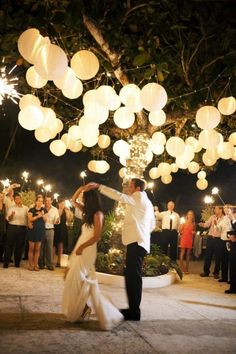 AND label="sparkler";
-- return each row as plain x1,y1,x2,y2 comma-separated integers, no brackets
80,171,87,185
204,195,214,204
21,171,29,182
211,186,225,205
0,178,11,188
0,59,21,105
44,184,52,192
53,193,60,201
